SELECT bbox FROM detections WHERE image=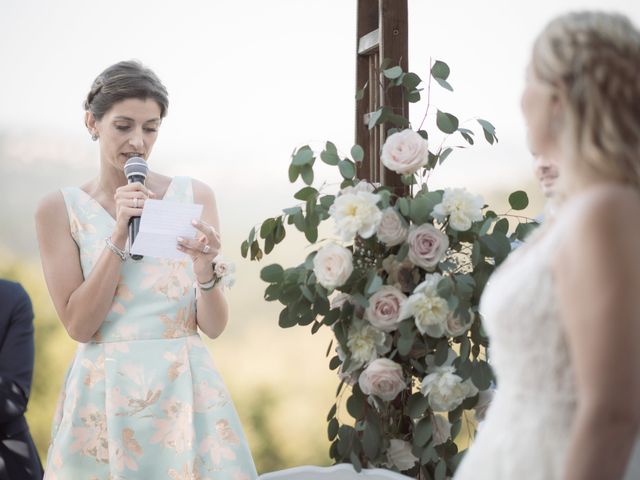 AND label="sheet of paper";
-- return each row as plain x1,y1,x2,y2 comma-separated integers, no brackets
130,199,203,260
